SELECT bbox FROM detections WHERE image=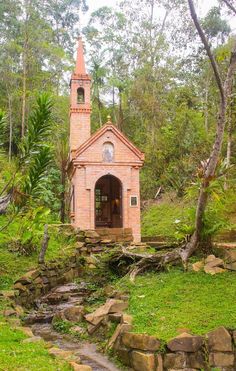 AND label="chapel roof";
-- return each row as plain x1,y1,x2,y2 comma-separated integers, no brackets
71,118,145,162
